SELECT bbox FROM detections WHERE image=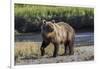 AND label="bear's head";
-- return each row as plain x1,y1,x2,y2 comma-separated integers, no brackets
41,20,55,33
